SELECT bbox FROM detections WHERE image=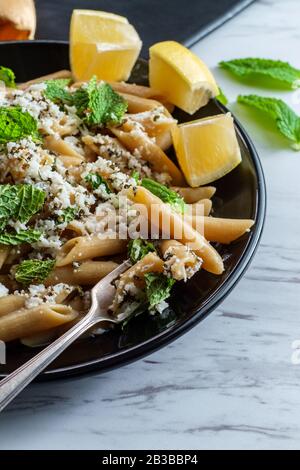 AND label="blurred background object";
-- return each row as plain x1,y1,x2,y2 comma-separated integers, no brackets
0,0,36,40
34,0,255,55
